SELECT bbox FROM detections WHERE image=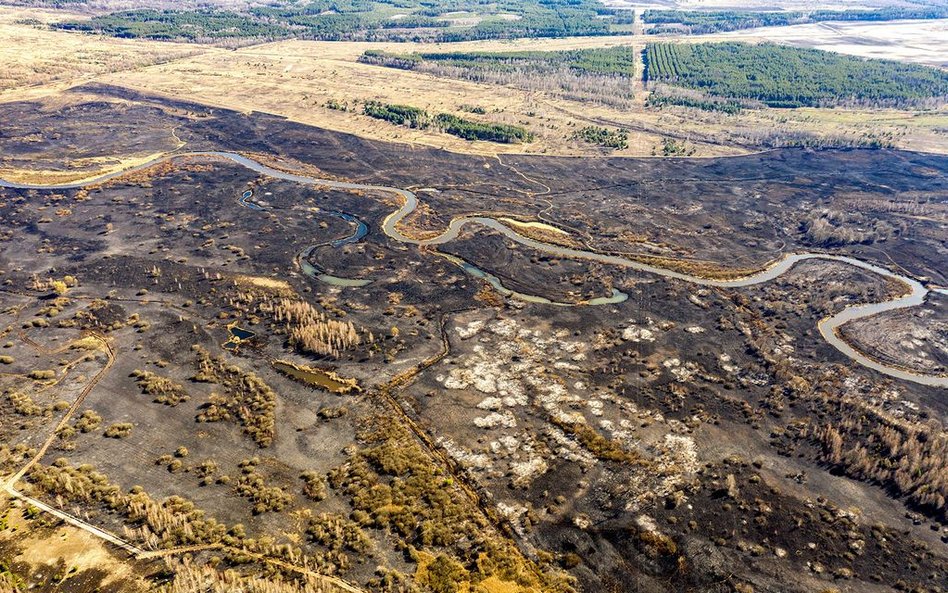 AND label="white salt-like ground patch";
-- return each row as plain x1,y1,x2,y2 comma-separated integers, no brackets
689,294,707,308
490,435,520,453
685,326,706,334
622,326,655,343
438,438,490,468
497,502,530,537
474,410,517,429
587,399,604,416
477,396,504,410
663,358,698,382
625,434,699,511
510,457,548,487
546,425,595,466
719,353,740,373
455,319,485,339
